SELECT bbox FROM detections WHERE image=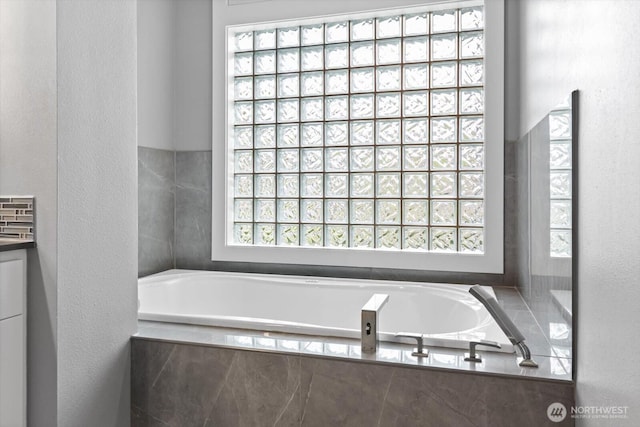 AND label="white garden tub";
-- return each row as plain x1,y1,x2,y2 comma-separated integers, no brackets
138,269,512,352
